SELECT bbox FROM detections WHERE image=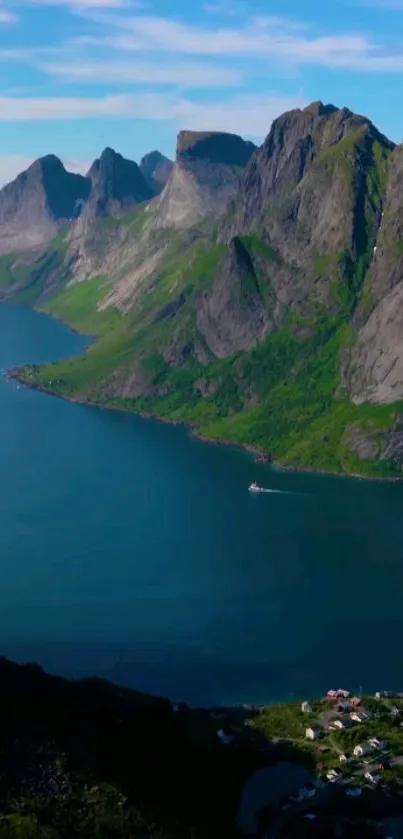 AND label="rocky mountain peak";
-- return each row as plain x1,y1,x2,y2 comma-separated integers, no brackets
153,130,257,229
0,155,90,253
139,150,173,196
79,148,153,225
225,101,392,246
176,130,257,167
303,101,339,118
